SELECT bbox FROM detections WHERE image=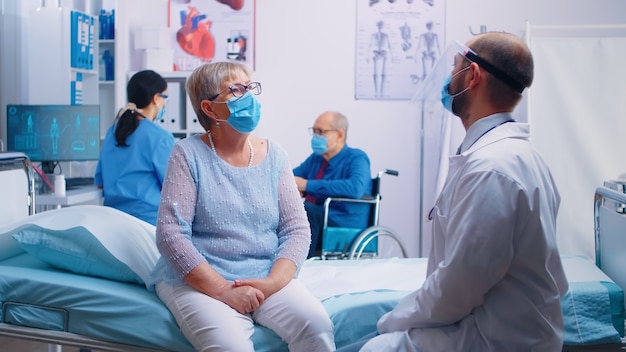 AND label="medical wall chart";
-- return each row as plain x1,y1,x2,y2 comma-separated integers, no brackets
356,0,445,100
168,0,256,71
